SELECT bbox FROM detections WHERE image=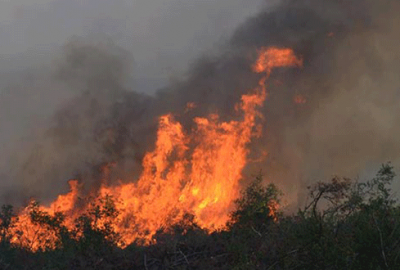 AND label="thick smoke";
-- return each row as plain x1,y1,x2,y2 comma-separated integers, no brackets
2,0,400,209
